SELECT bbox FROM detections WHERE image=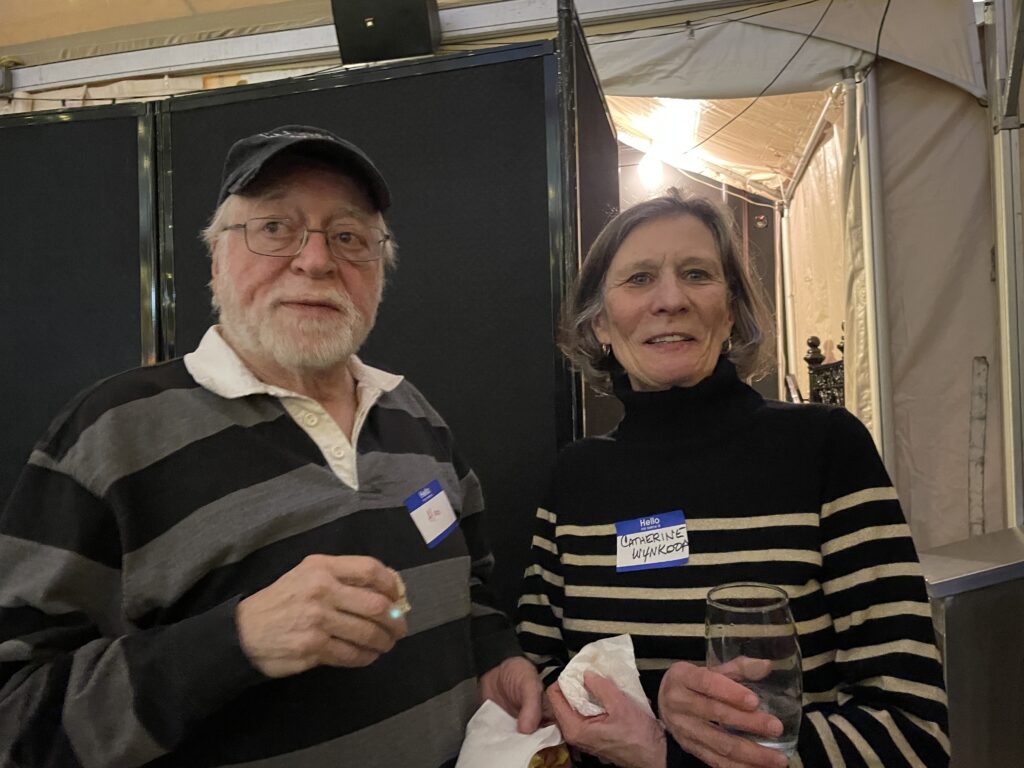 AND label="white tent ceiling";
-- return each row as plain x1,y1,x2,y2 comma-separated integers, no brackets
0,1,985,200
